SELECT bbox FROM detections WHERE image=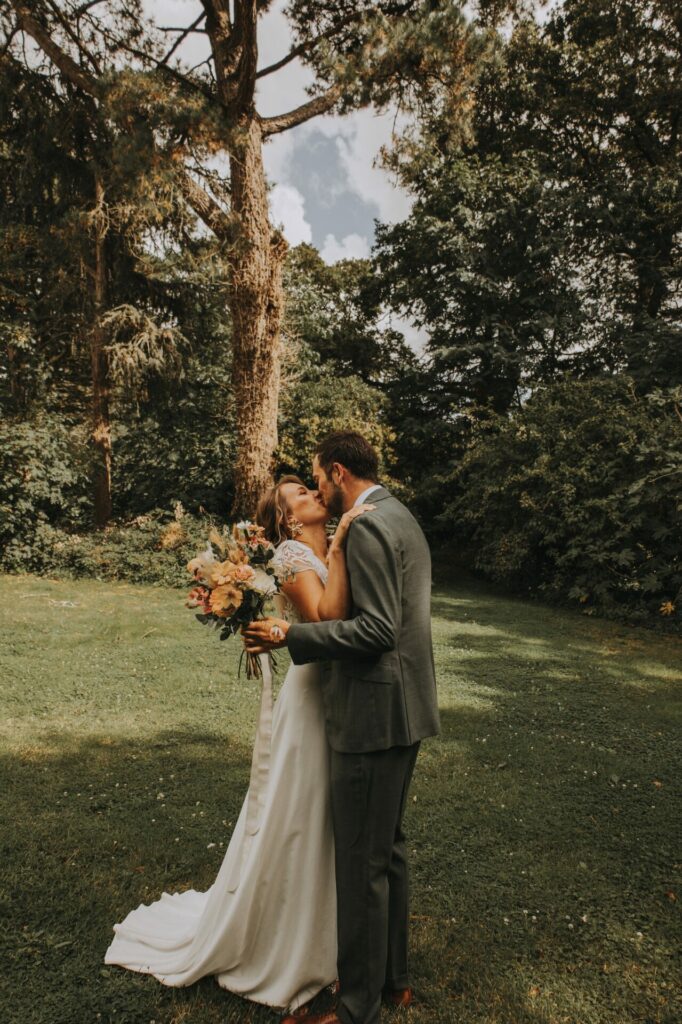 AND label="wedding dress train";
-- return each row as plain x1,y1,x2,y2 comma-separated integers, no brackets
104,541,337,1012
